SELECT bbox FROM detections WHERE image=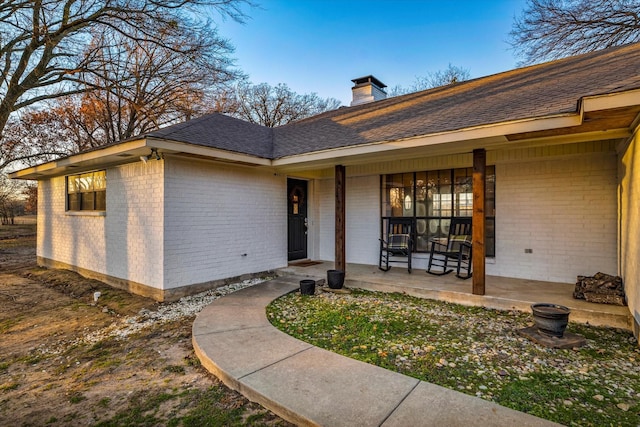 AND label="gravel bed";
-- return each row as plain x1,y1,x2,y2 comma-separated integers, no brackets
37,278,267,356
